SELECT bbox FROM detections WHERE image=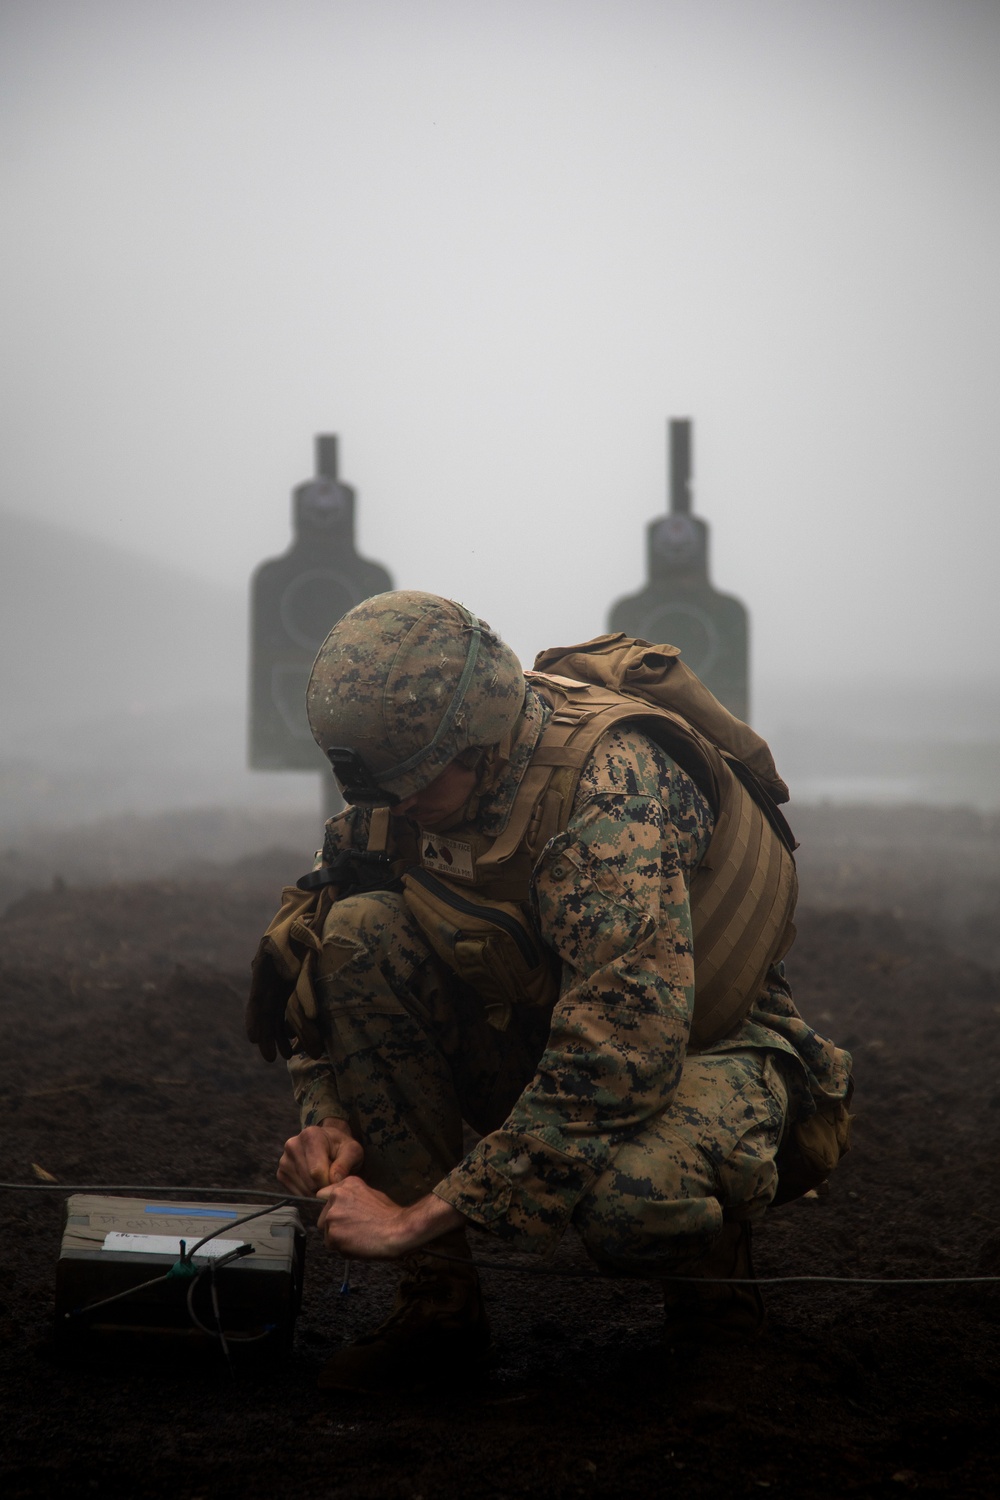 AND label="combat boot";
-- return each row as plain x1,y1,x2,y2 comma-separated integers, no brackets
661,1220,766,1346
317,1232,490,1393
